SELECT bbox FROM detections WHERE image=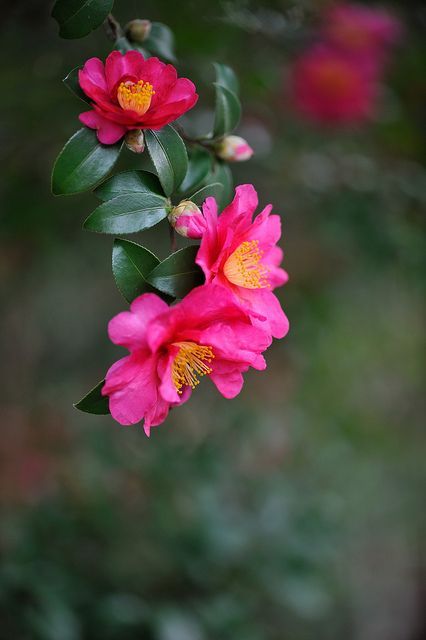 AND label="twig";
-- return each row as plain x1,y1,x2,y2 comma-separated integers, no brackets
169,225,177,252
104,13,123,41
